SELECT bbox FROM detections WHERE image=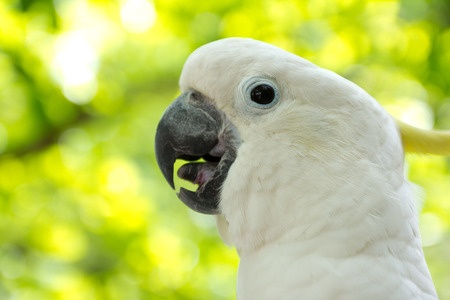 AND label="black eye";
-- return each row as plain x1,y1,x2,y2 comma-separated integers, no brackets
250,84,275,105
241,77,280,110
